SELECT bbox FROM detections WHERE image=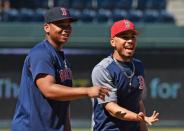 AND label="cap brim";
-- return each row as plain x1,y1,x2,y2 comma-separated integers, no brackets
46,17,78,23
117,29,138,36
57,17,78,23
